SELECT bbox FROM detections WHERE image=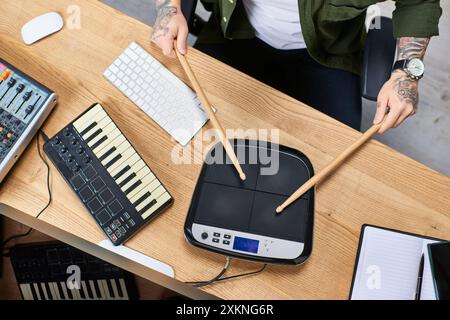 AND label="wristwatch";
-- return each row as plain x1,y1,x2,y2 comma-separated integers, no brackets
392,58,425,80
